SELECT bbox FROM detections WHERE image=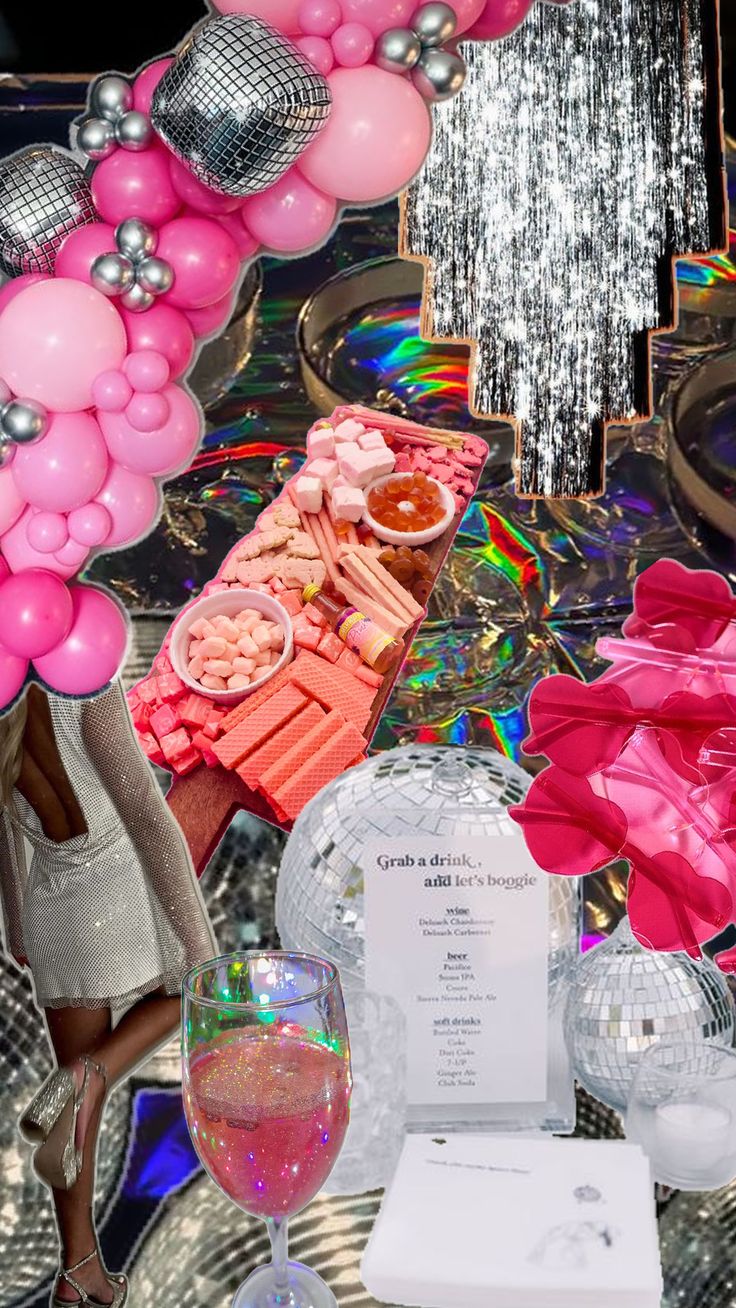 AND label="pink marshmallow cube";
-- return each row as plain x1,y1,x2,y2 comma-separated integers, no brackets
332,484,366,523
150,703,182,740
357,429,385,451
201,673,227,691
227,673,251,690
199,636,228,659
334,418,365,442
307,457,339,490
233,656,257,675
307,426,335,460
188,617,208,639
237,633,259,658
204,658,234,678
157,672,185,703
294,475,322,514
188,656,205,680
